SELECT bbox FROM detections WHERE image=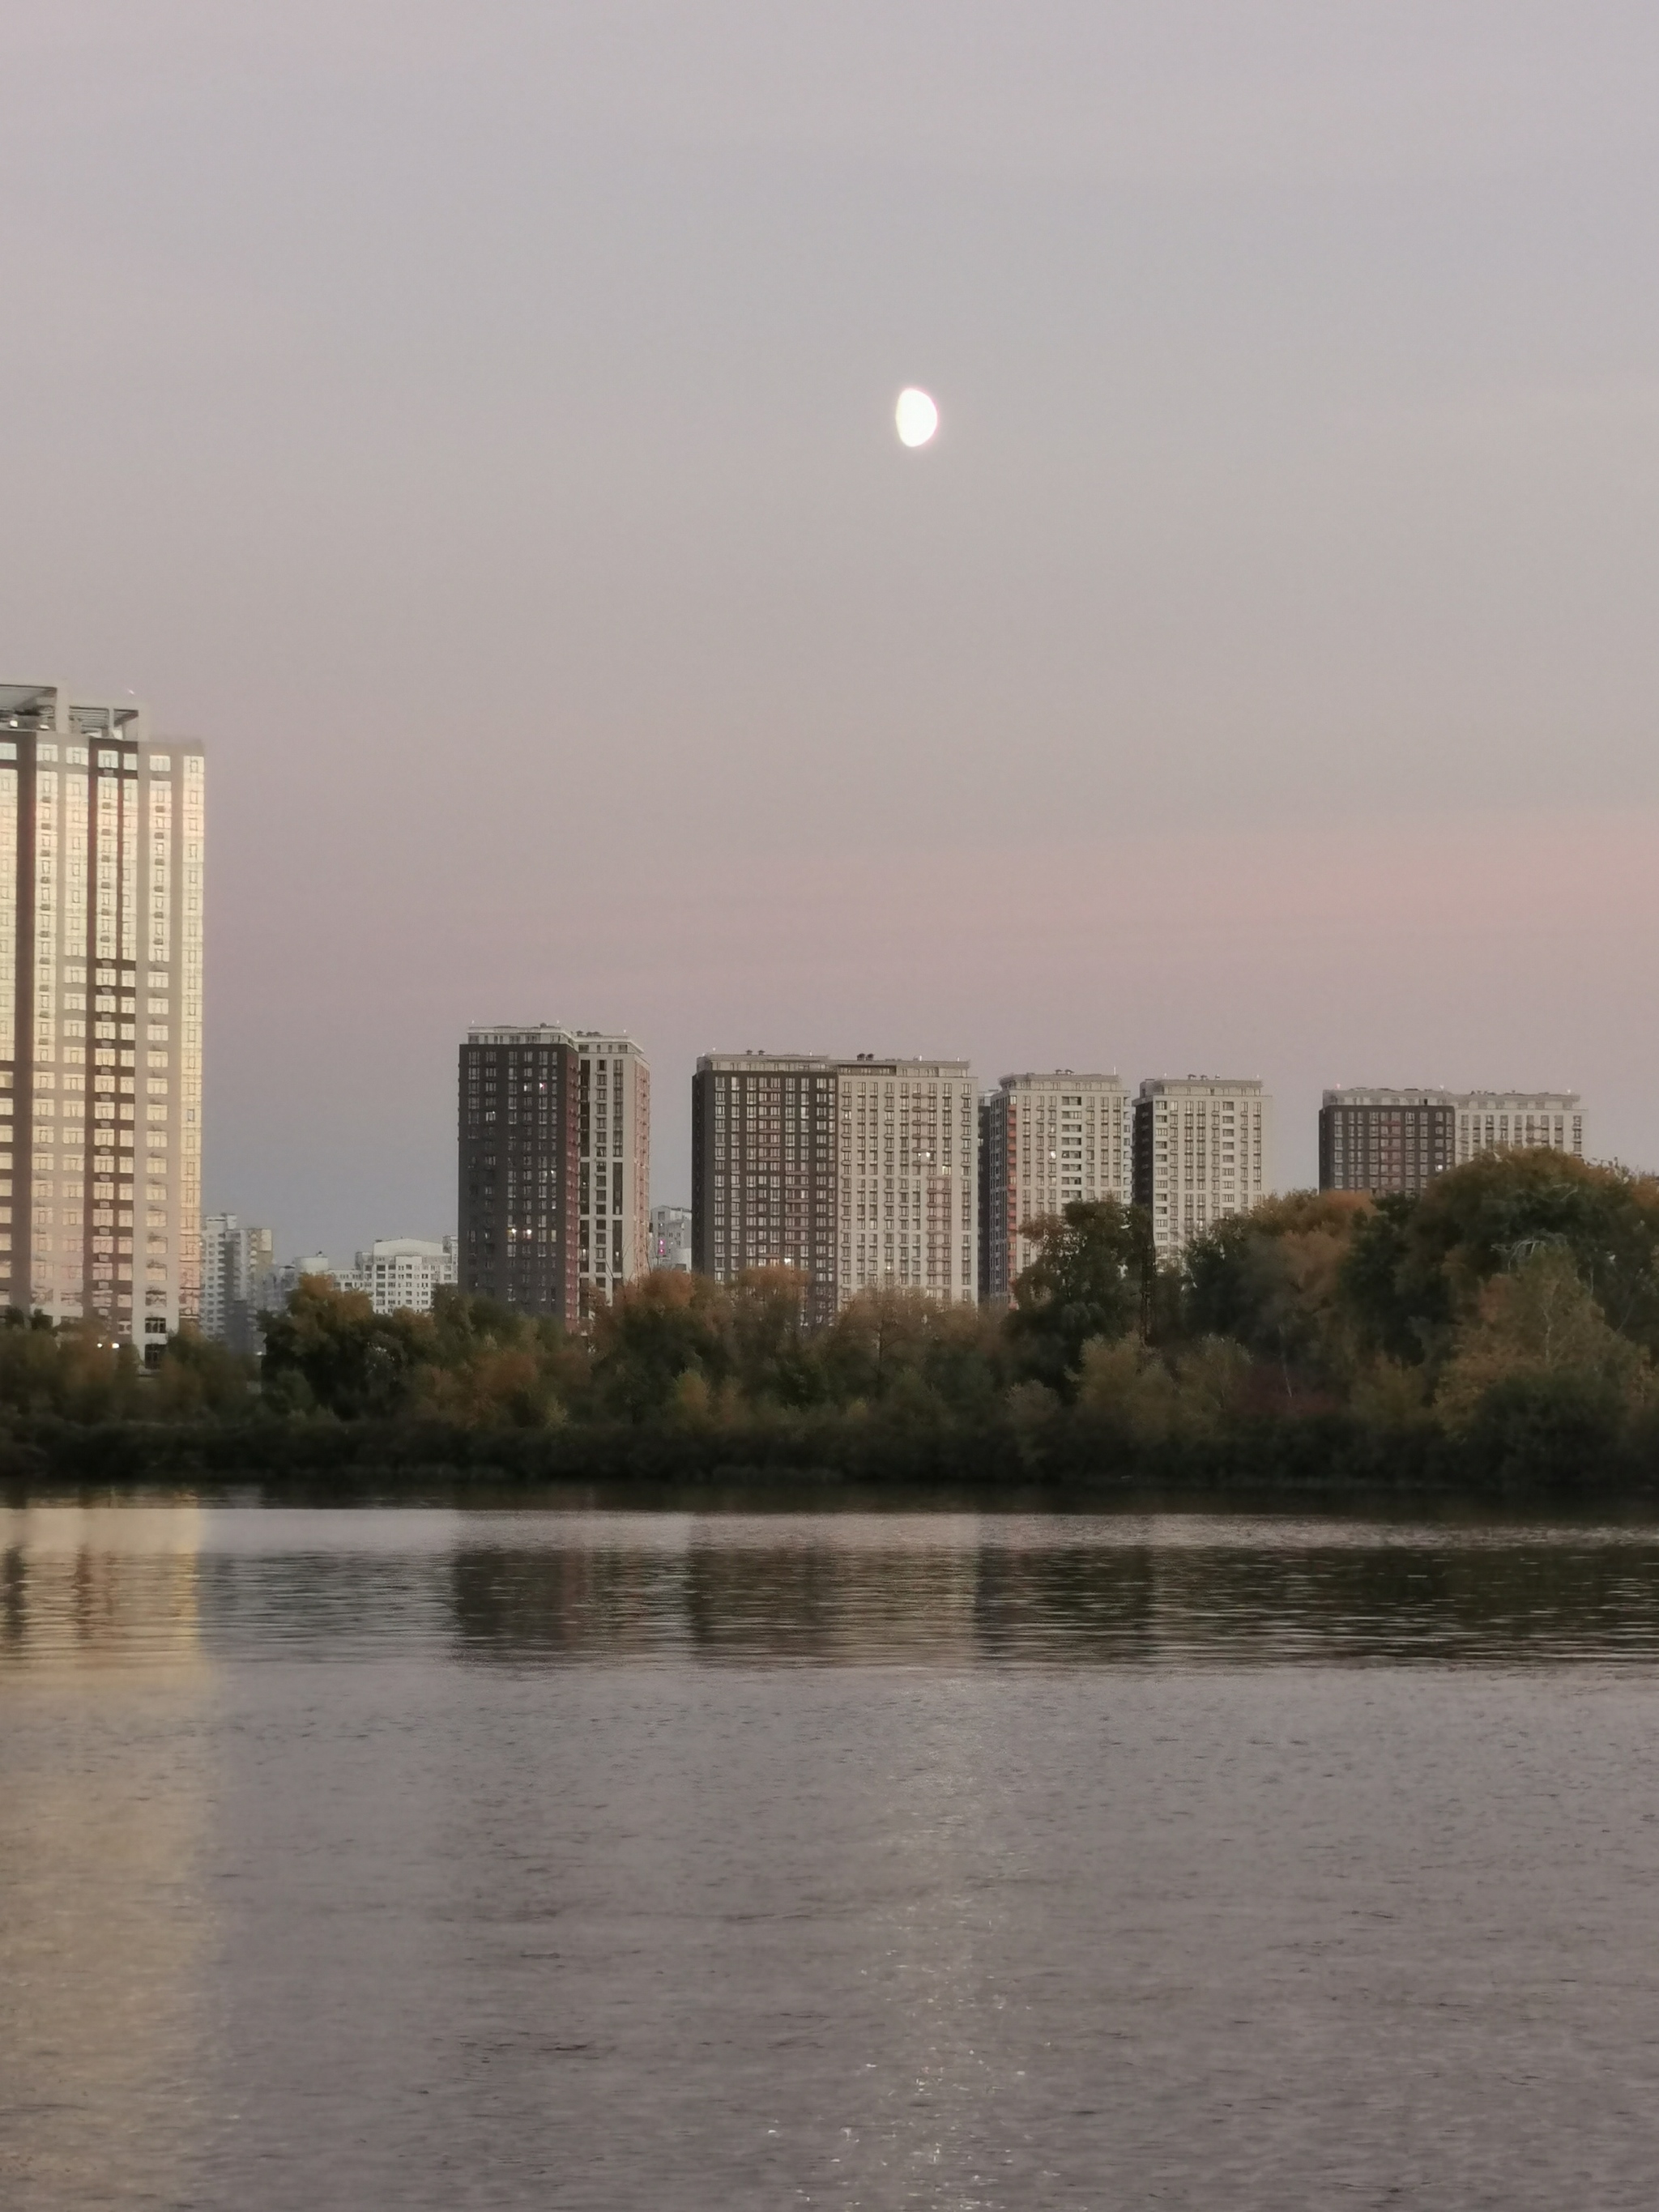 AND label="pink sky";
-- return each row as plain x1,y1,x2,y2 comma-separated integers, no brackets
5,2,1658,1252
